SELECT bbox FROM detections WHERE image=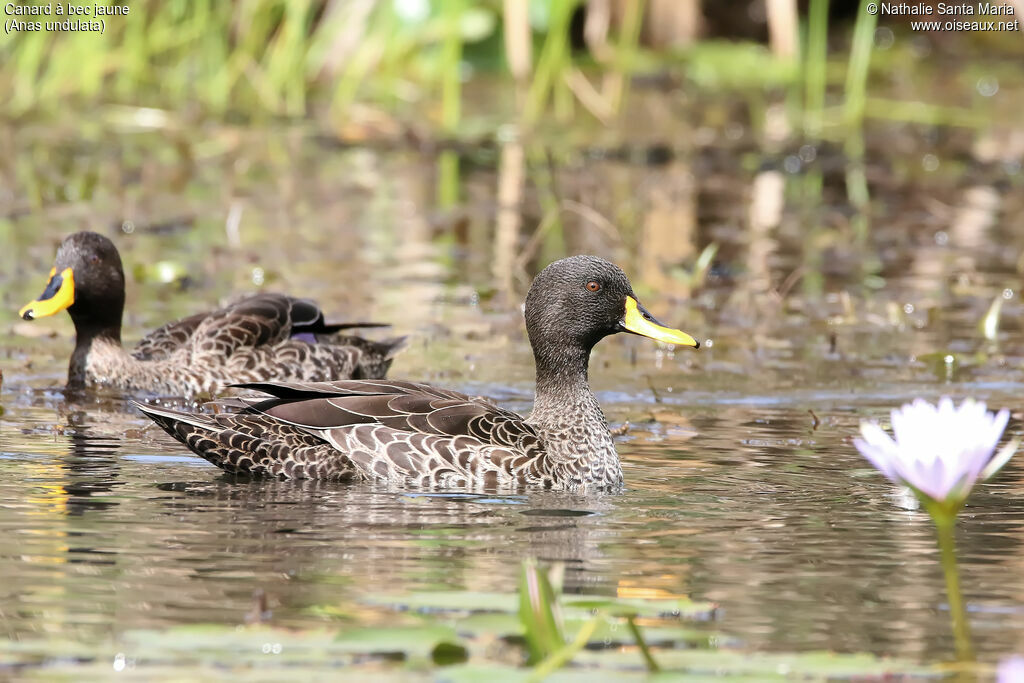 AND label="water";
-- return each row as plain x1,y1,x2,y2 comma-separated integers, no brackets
2,123,1024,676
